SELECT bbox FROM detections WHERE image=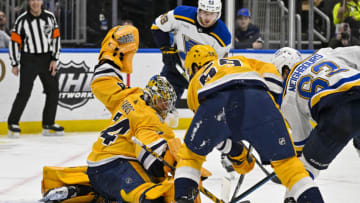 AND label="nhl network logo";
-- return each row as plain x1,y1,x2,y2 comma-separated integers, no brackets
0,59,5,83
57,61,94,110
